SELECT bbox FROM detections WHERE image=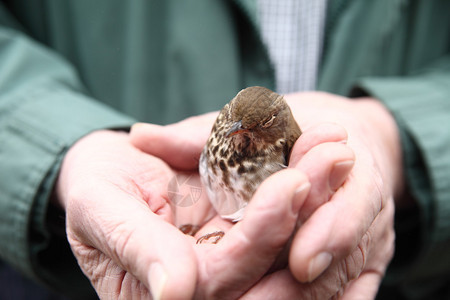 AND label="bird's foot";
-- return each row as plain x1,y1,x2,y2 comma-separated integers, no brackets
179,224,201,236
196,231,225,244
